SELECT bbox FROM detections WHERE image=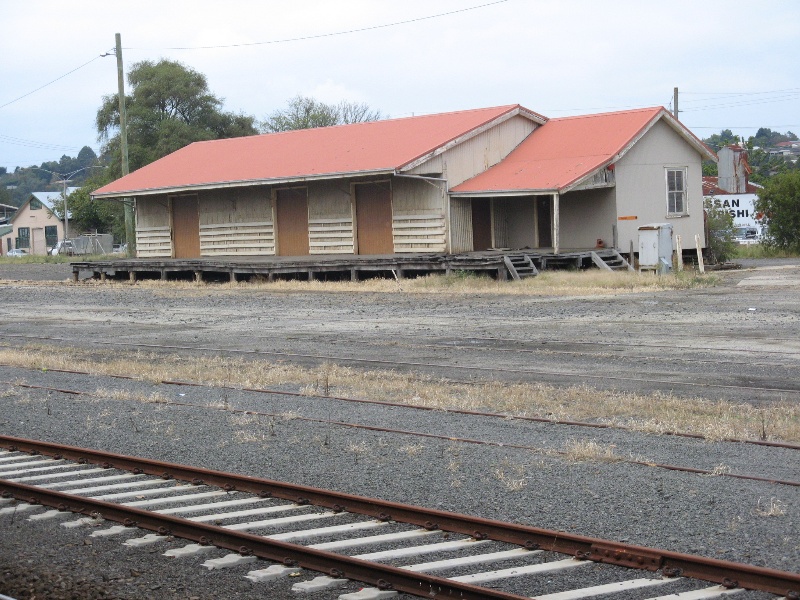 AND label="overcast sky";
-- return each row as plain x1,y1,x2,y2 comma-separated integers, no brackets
1,0,798,173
